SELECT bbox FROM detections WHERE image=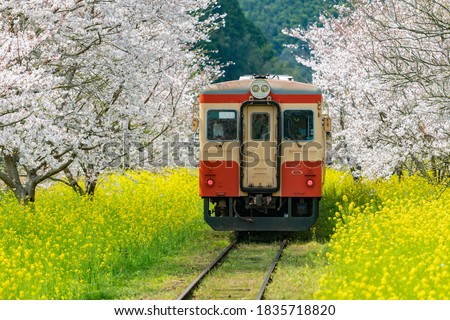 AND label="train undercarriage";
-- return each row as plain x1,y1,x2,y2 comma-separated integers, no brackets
204,196,320,231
